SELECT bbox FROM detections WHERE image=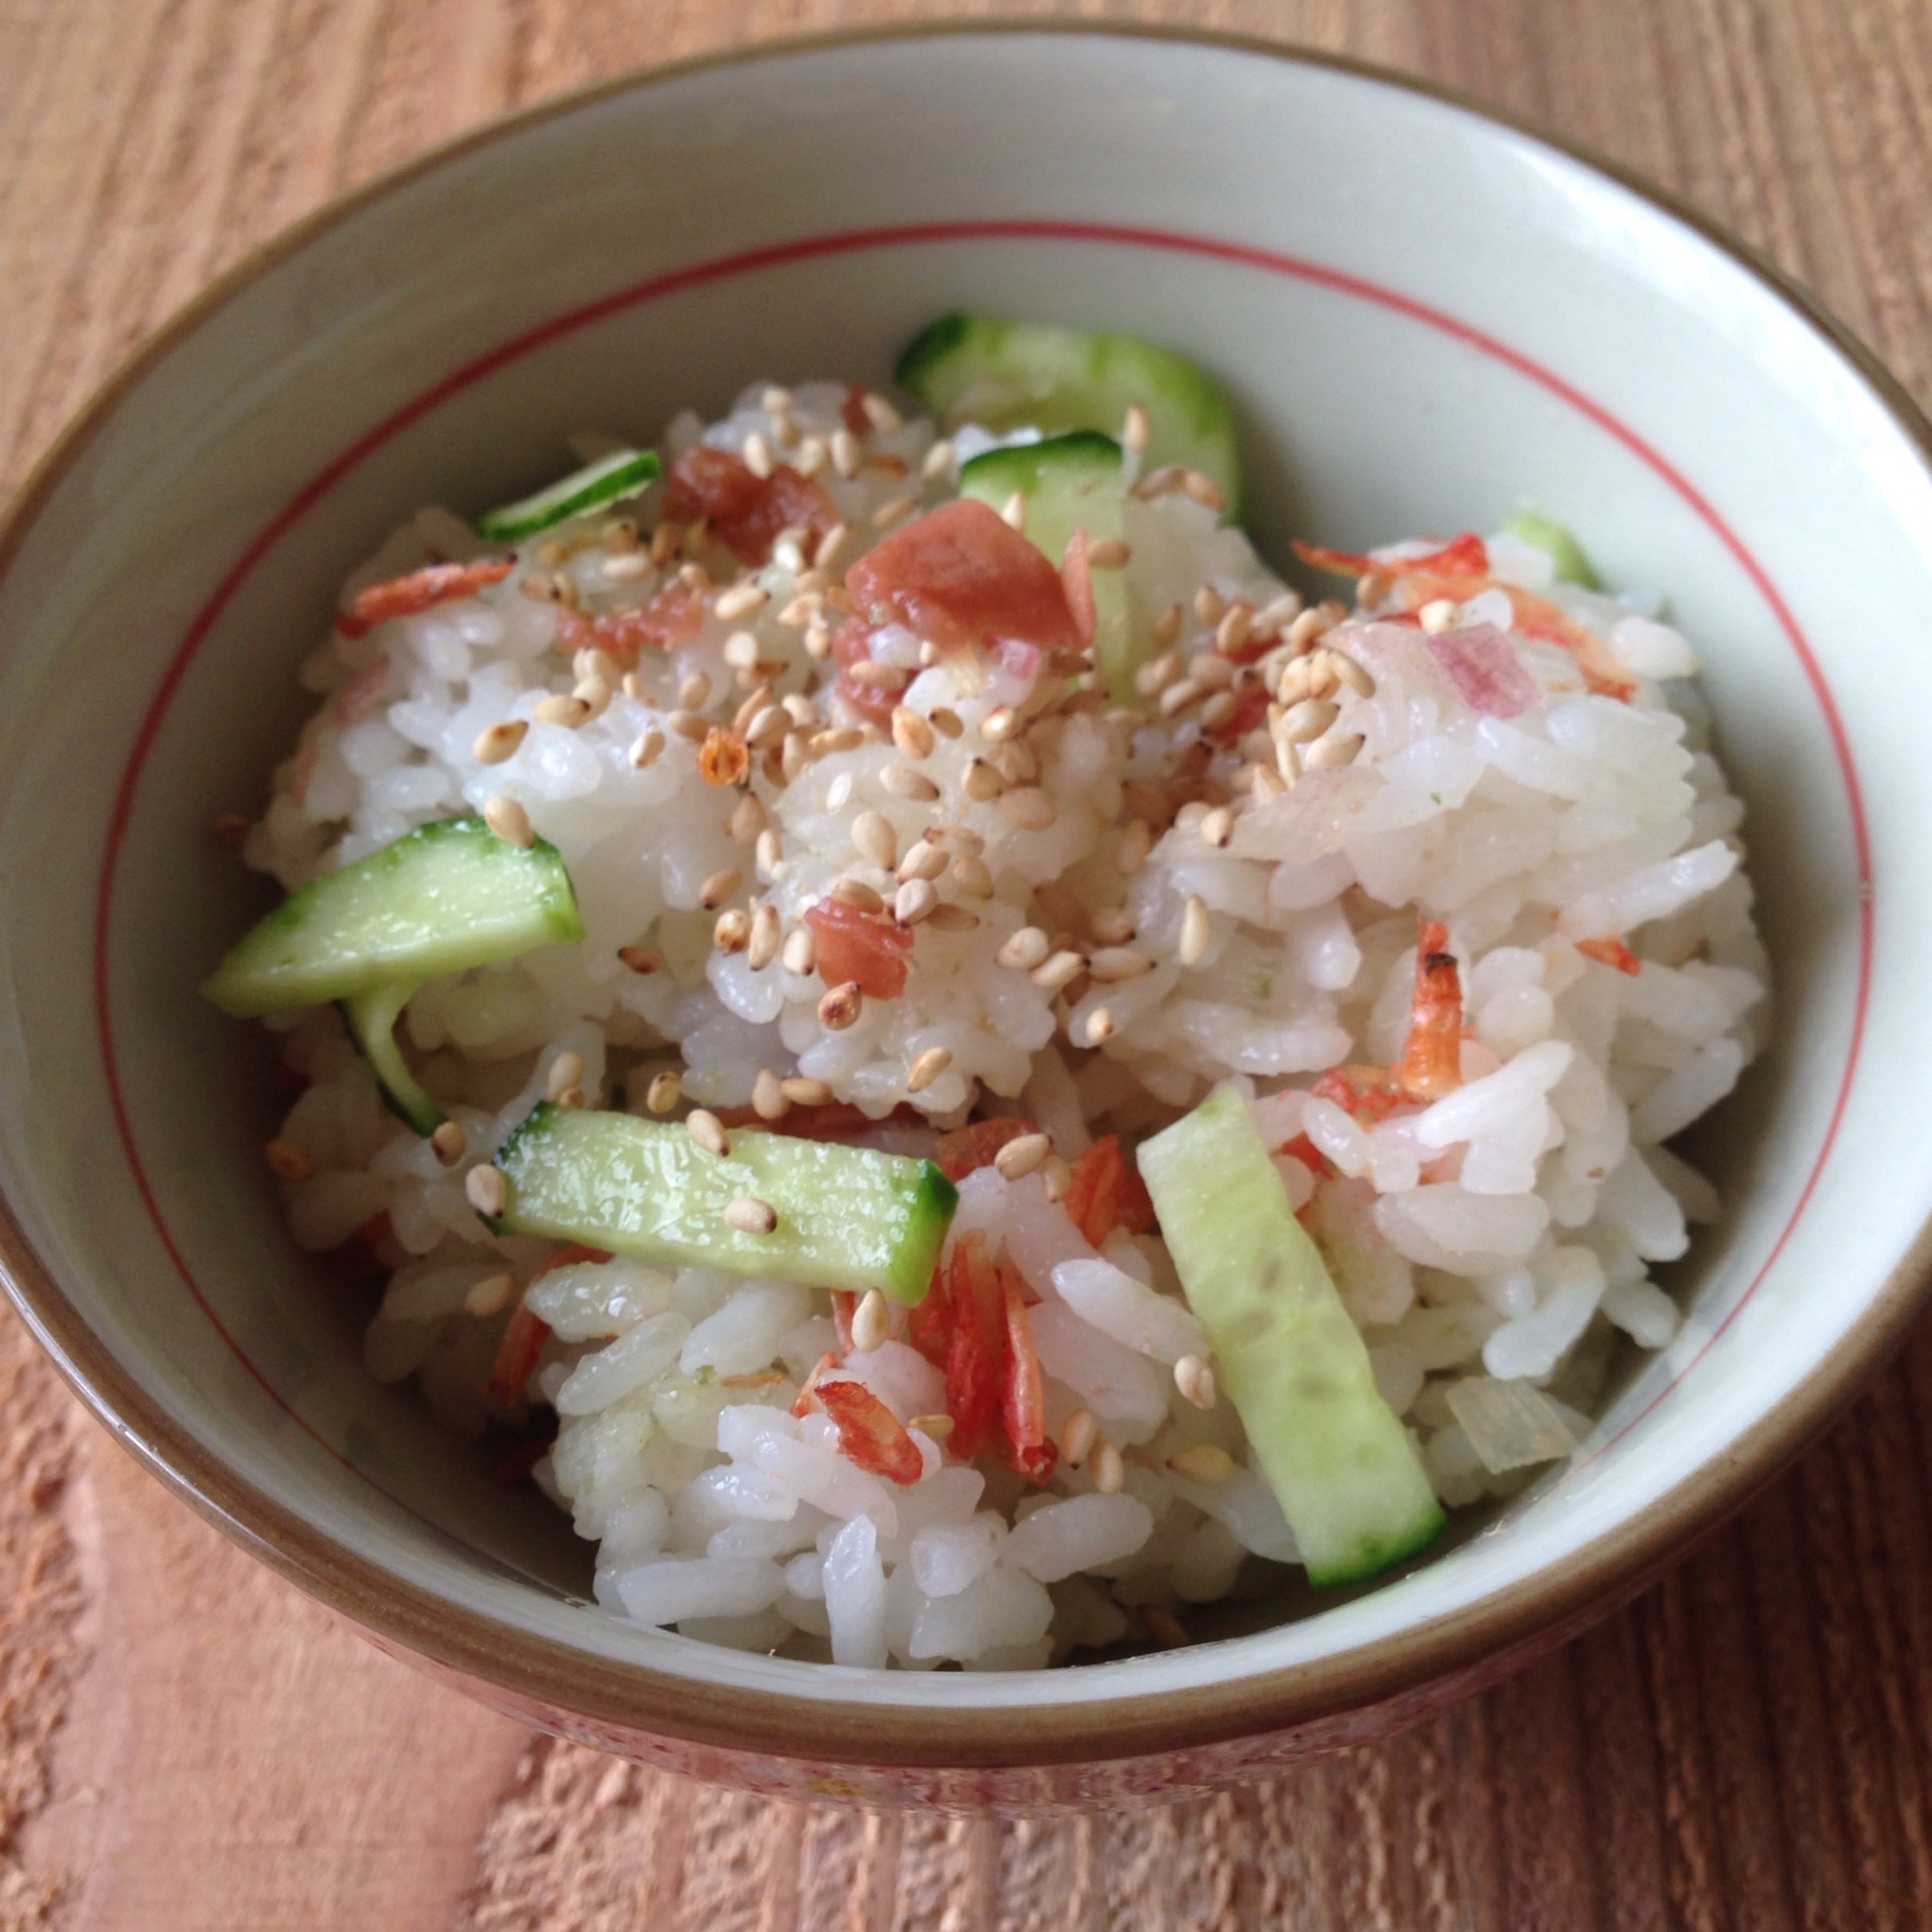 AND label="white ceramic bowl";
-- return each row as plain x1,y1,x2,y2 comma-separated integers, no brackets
3,25,1929,1807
